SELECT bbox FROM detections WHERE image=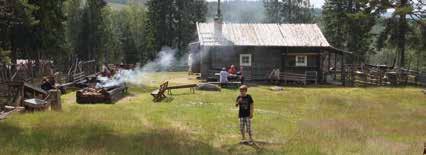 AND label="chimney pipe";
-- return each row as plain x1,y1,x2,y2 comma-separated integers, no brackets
214,0,223,37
